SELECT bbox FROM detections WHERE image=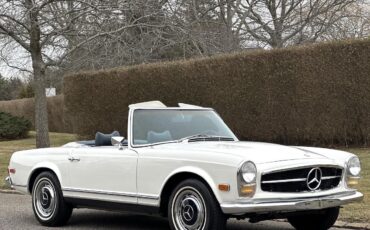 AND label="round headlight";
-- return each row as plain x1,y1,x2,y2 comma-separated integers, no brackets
240,161,257,184
347,156,361,177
